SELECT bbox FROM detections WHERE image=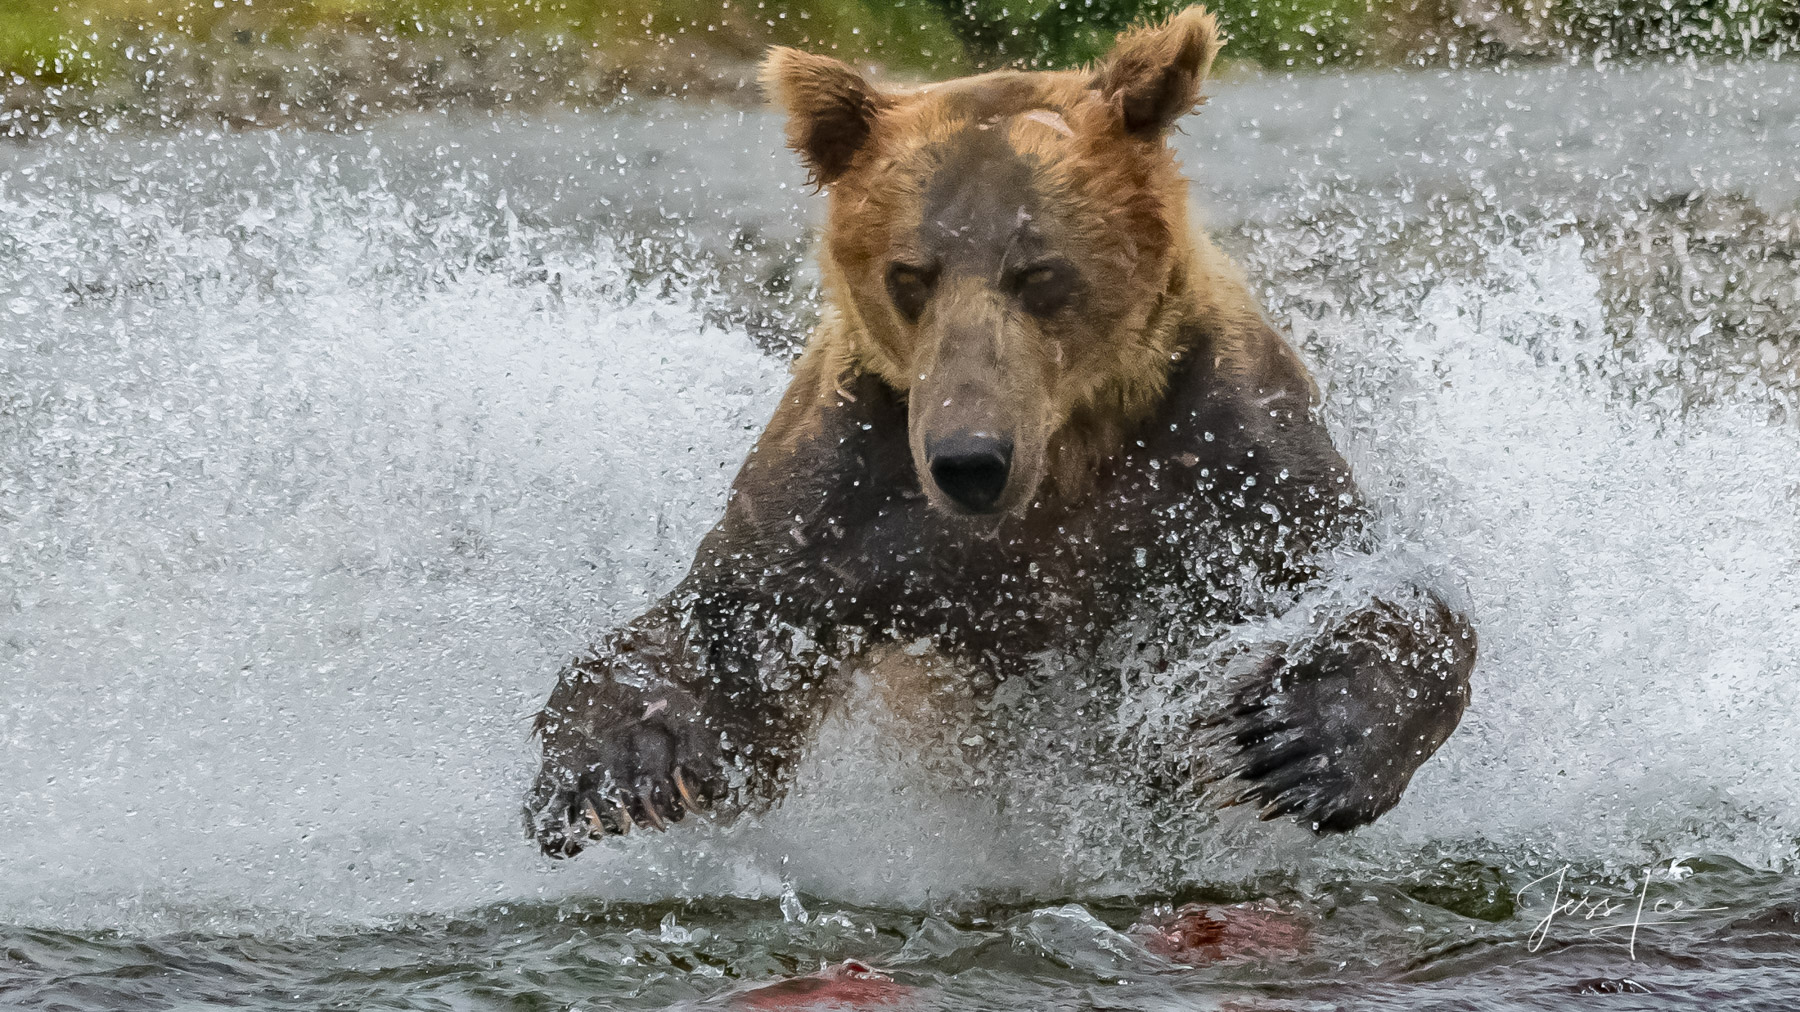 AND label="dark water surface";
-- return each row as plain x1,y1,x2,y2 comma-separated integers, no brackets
6,865,1800,1010
3,59,1799,1009
6,865,1800,1009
